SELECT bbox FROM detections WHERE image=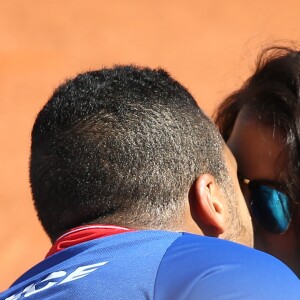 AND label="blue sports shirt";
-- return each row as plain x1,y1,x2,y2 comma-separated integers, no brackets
1,230,299,299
